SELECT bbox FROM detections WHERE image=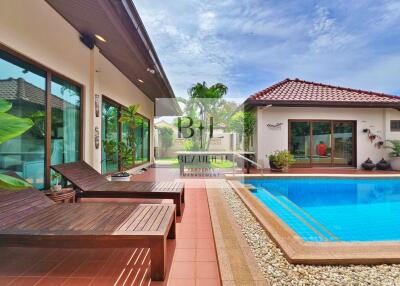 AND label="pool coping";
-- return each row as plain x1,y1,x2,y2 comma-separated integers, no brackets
226,173,400,179
227,176,400,265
